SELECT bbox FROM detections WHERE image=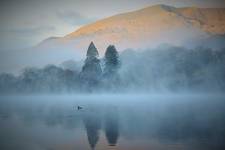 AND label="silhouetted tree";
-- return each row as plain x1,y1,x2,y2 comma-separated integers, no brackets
102,45,120,90
80,42,102,90
86,41,99,58
104,45,120,77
